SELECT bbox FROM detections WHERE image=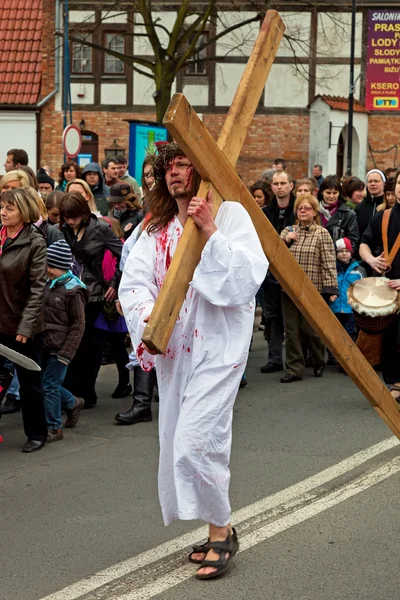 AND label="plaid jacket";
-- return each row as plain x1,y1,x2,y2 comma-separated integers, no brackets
280,224,338,295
